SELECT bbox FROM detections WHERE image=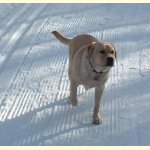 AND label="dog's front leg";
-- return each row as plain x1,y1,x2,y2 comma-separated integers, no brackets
92,86,105,125
68,80,78,106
